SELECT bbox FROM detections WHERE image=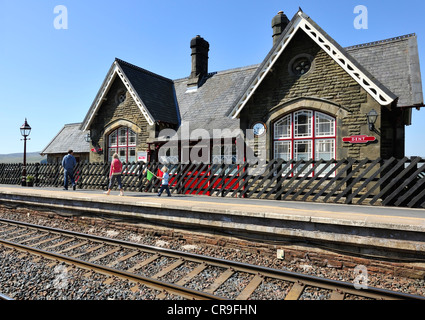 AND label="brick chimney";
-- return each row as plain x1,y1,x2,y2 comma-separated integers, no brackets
187,35,209,88
272,11,290,46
